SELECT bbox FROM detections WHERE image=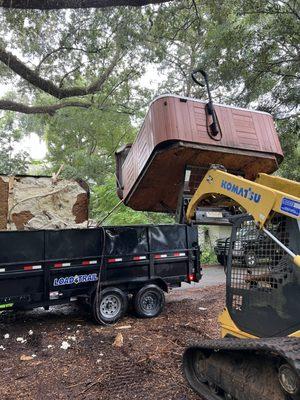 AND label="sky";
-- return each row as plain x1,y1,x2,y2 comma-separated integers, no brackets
14,133,48,160
0,82,47,160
